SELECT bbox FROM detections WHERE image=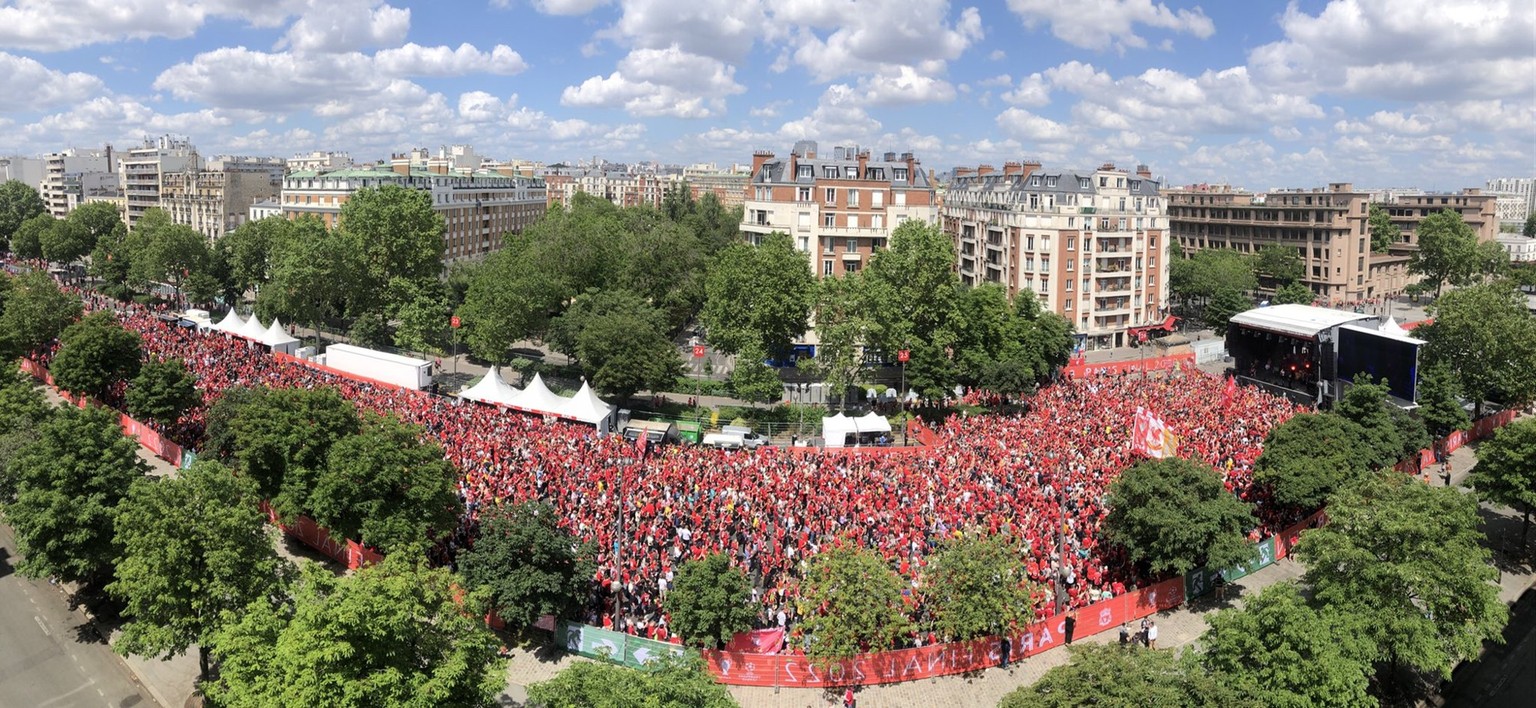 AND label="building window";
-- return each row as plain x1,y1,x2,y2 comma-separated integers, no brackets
845,261,861,273
872,191,884,207
847,190,859,207
845,167,858,179
1041,256,1050,271
823,260,834,276
825,188,836,204
871,214,883,229
1026,235,1035,250
846,239,857,252
1040,278,1049,293
1065,299,1073,310
894,168,908,181
1066,279,1073,290
824,213,836,228
824,167,838,178
1047,176,1057,187
798,187,811,201
1099,177,1108,187
1066,237,1076,251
